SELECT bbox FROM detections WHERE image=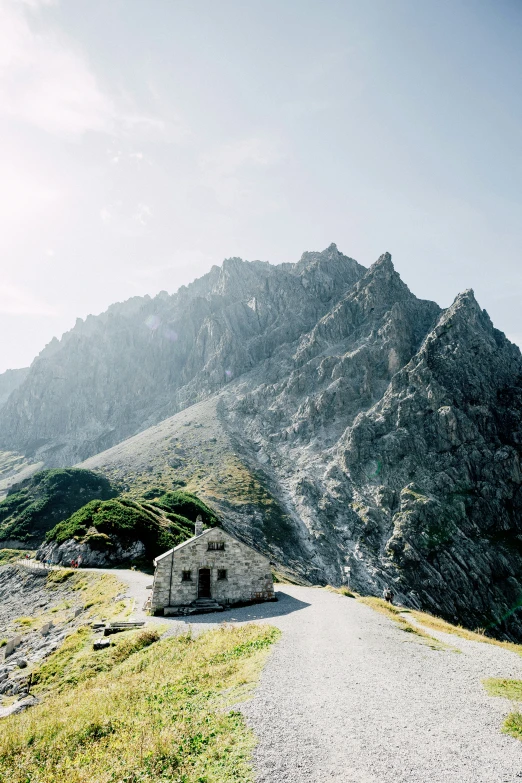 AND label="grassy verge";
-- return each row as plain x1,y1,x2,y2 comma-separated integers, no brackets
0,623,280,783
0,549,34,565
330,588,522,656
31,627,161,695
44,569,130,627
351,595,451,651
503,712,522,740
409,610,522,656
483,678,522,742
483,678,522,700
325,585,359,598
66,570,131,622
